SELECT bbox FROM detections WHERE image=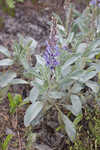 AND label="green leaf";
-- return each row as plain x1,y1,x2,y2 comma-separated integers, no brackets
2,134,13,150
82,71,97,82
61,65,71,77
11,79,28,85
65,95,82,116
0,72,16,88
0,46,11,57
17,0,24,2
91,40,100,50
34,78,44,86
93,63,100,72
57,24,65,32
71,82,83,94
8,93,16,114
14,94,22,104
23,36,38,54
88,49,100,59
66,32,74,44
83,40,100,57
48,91,66,99
24,102,43,127
71,70,97,83
85,80,99,93
20,57,31,71
29,87,39,103
0,59,13,66
76,43,87,54
62,54,80,70
73,114,83,126
36,55,45,66
61,112,76,142
31,111,42,127
8,93,22,114
78,21,88,33
6,0,15,8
